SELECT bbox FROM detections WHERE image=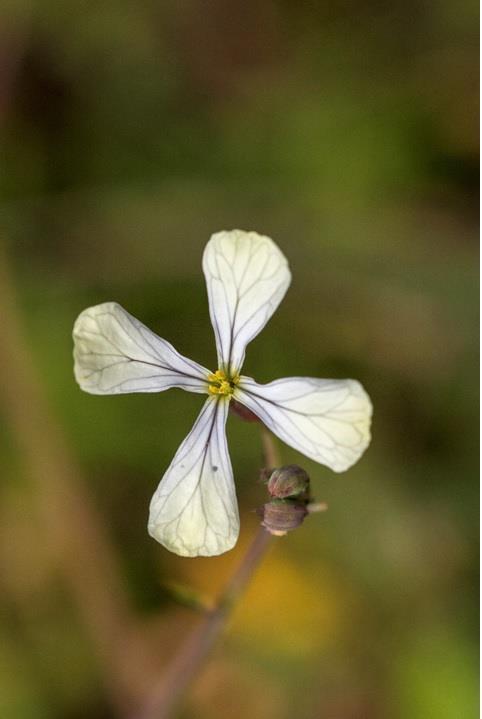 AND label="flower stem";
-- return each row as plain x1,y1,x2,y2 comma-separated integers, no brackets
260,423,281,469
134,428,280,719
